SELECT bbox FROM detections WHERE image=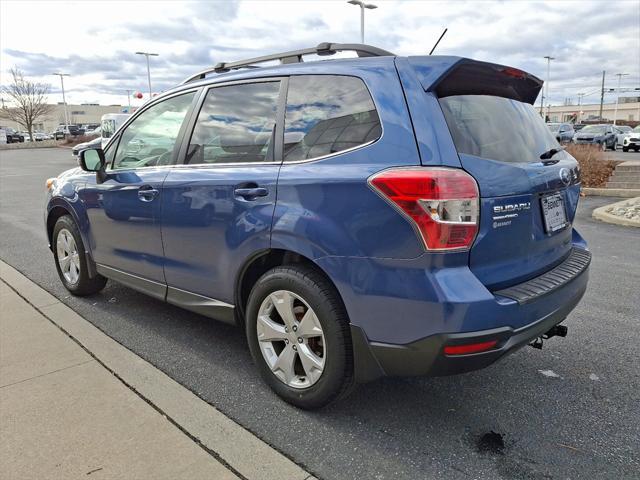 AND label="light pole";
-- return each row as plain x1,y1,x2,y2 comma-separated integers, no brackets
613,73,629,125
51,73,70,127
347,0,377,44
542,56,554,120
125,89,133,110
135,51,159,98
